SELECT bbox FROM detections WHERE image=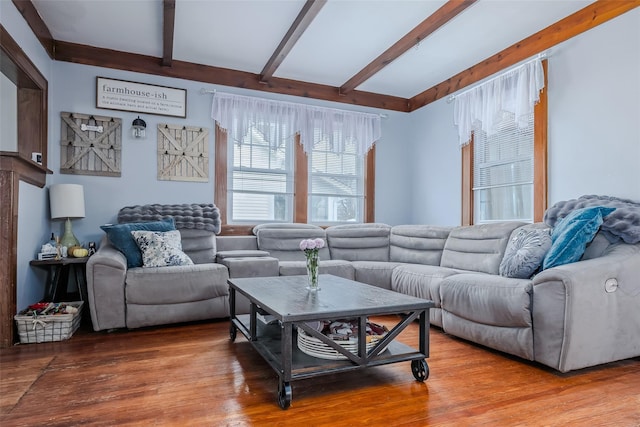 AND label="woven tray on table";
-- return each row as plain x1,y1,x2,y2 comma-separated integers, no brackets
297,319,388,360
14,301,83,344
